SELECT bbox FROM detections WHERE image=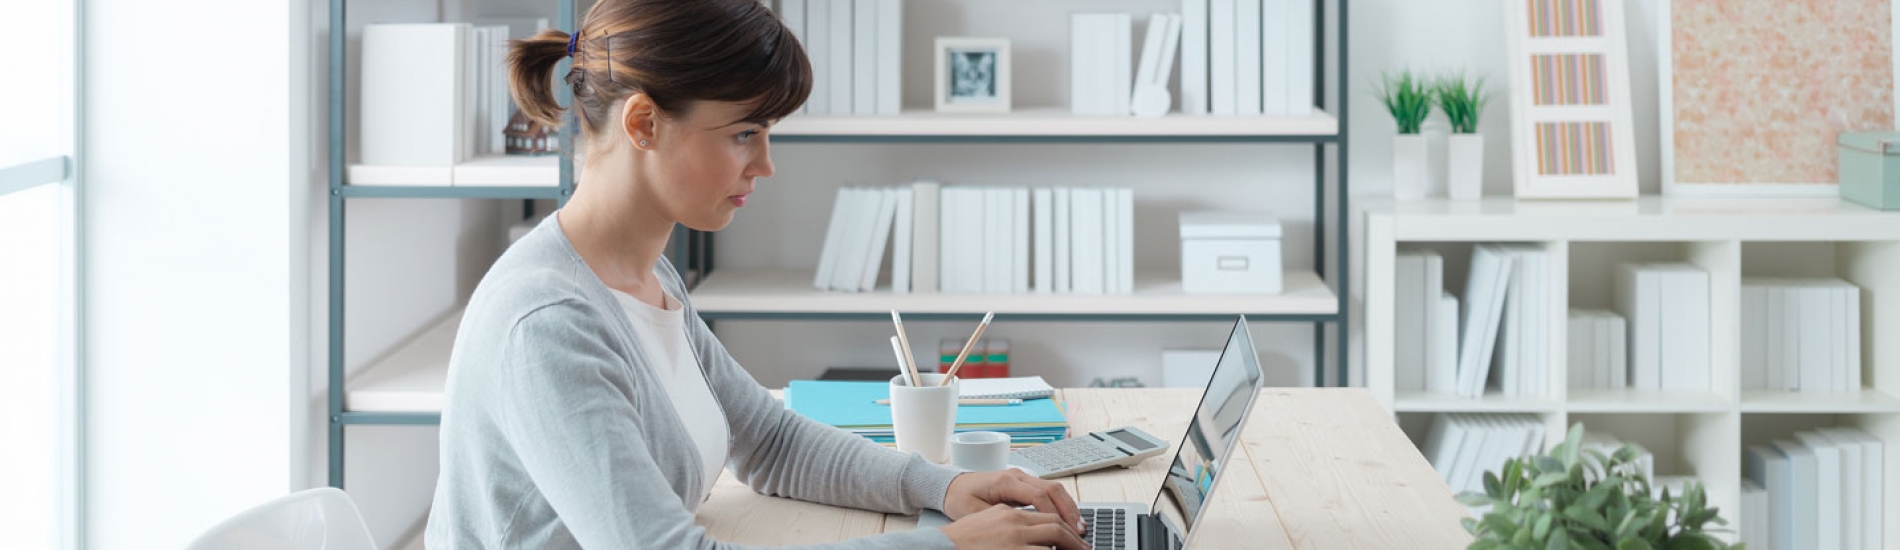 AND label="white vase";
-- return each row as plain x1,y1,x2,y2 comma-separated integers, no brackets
1447,133,1484,201
1392,135,1428,201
